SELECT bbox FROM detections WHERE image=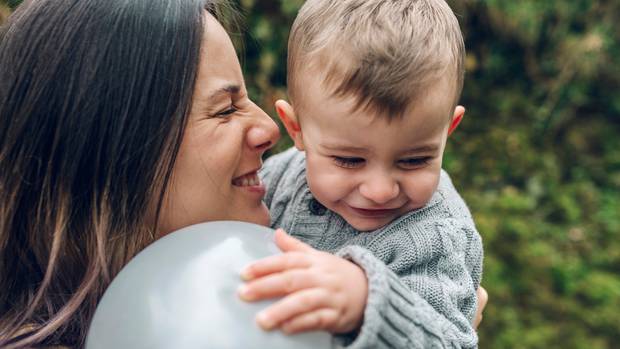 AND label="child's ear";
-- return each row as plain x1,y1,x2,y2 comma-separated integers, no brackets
275,99,305,151
448,105,465,136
